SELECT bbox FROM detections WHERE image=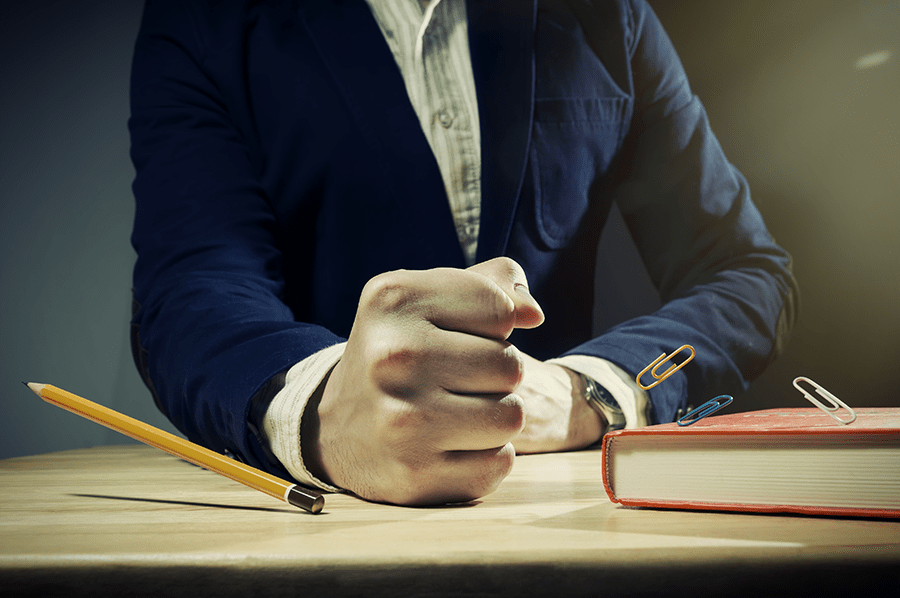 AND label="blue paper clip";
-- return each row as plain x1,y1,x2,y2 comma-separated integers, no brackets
636,344,696,390
677,395,733,426
792,377,856,425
